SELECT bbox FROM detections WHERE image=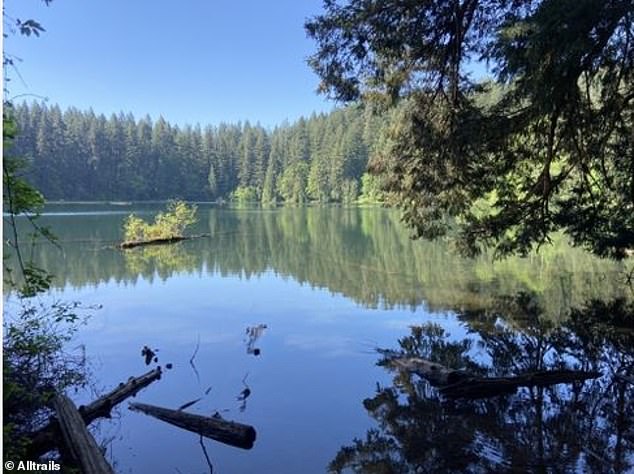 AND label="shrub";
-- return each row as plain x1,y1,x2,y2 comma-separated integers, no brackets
3,300,91,460
123,200,197,242
232,186,259,204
